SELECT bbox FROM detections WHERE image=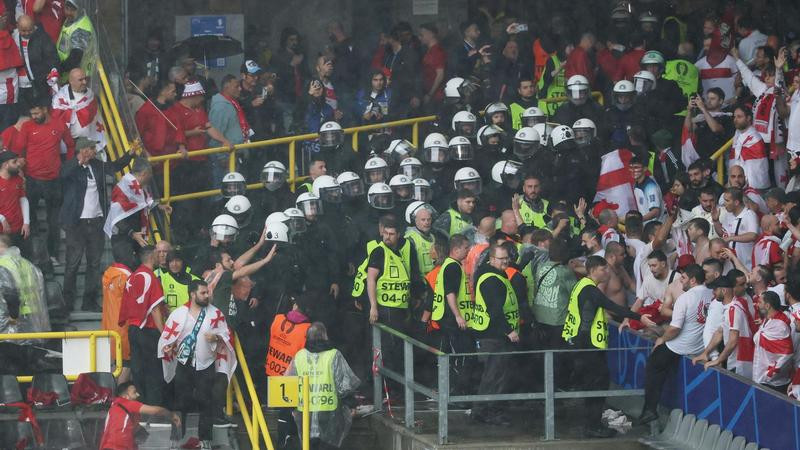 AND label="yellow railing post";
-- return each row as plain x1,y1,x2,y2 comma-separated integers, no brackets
412,121,419,148
717,156,725,185
233,334,275,450
163,160,171,203
228,148,237,173
302,374,310,450
89,334,97,372
226,381,233,416
352,131,359,152
289,141,297,193
96,62,131,146
708,137,733,185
